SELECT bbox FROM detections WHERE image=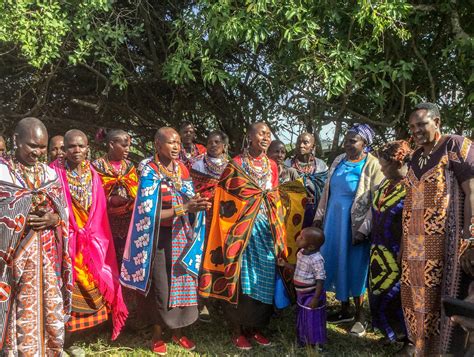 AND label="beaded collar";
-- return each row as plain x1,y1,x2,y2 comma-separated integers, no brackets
154,154,183,191
203,154,228,178
291,155,316,174
241,151,271,187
